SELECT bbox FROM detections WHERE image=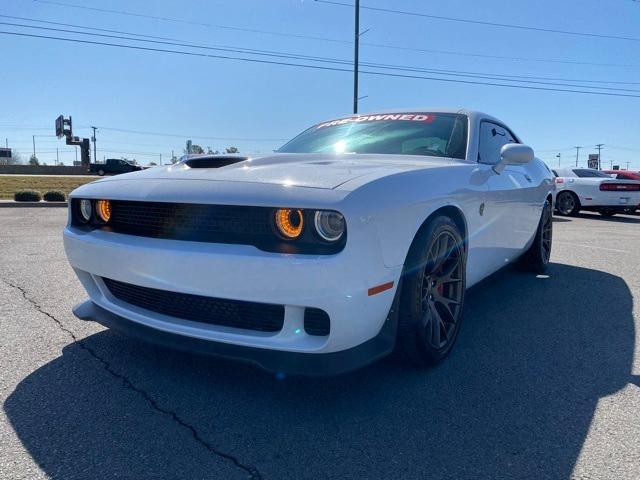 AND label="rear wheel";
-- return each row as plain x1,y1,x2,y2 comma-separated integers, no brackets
555,191,580,216
397,216,466,366
97,169,105,176
518,199,552,273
